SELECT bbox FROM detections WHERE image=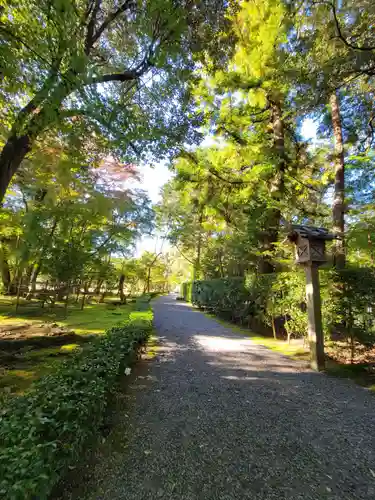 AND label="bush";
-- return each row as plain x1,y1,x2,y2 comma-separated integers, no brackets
188,273,307,339
0,310,152,500
180,281,193,302
321,268,375,360
258,272,307,341
192,277,248,318
182,268,375,345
